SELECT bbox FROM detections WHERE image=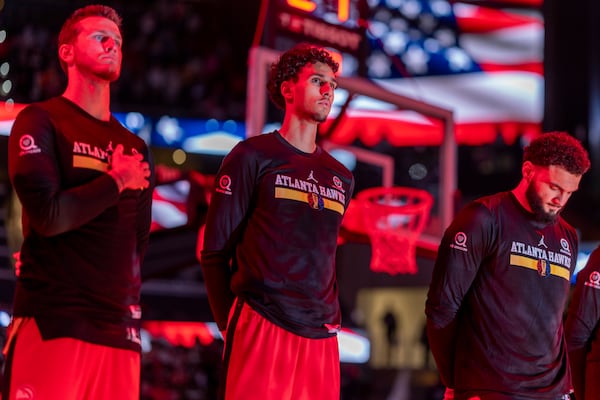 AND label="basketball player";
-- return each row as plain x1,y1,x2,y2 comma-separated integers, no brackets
3,5,153,399
566,244,600,400
199,43,354,400
426,131,590,399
